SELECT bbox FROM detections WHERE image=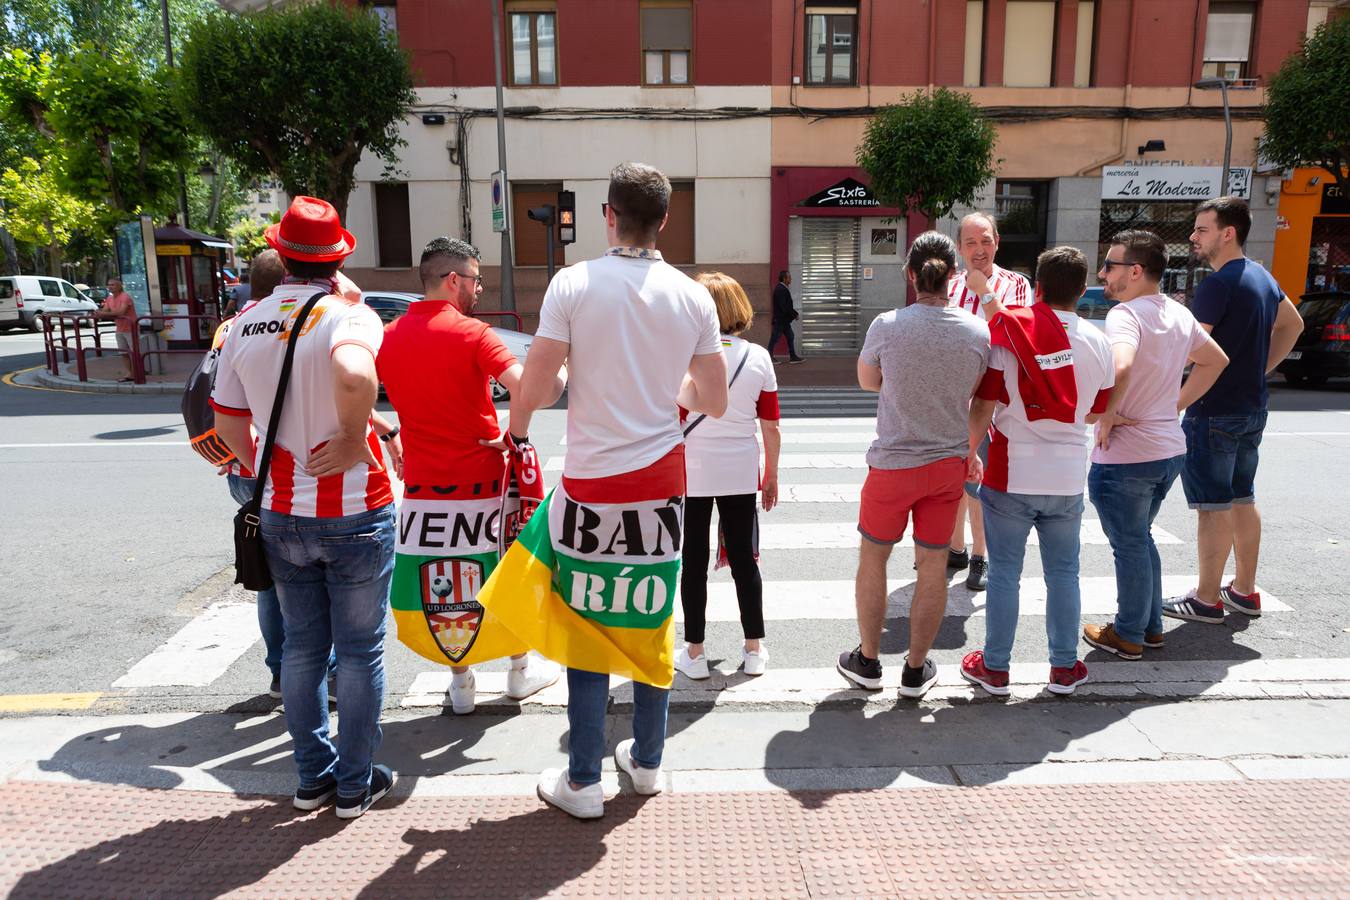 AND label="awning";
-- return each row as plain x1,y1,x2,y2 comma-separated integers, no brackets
199,240,232,250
